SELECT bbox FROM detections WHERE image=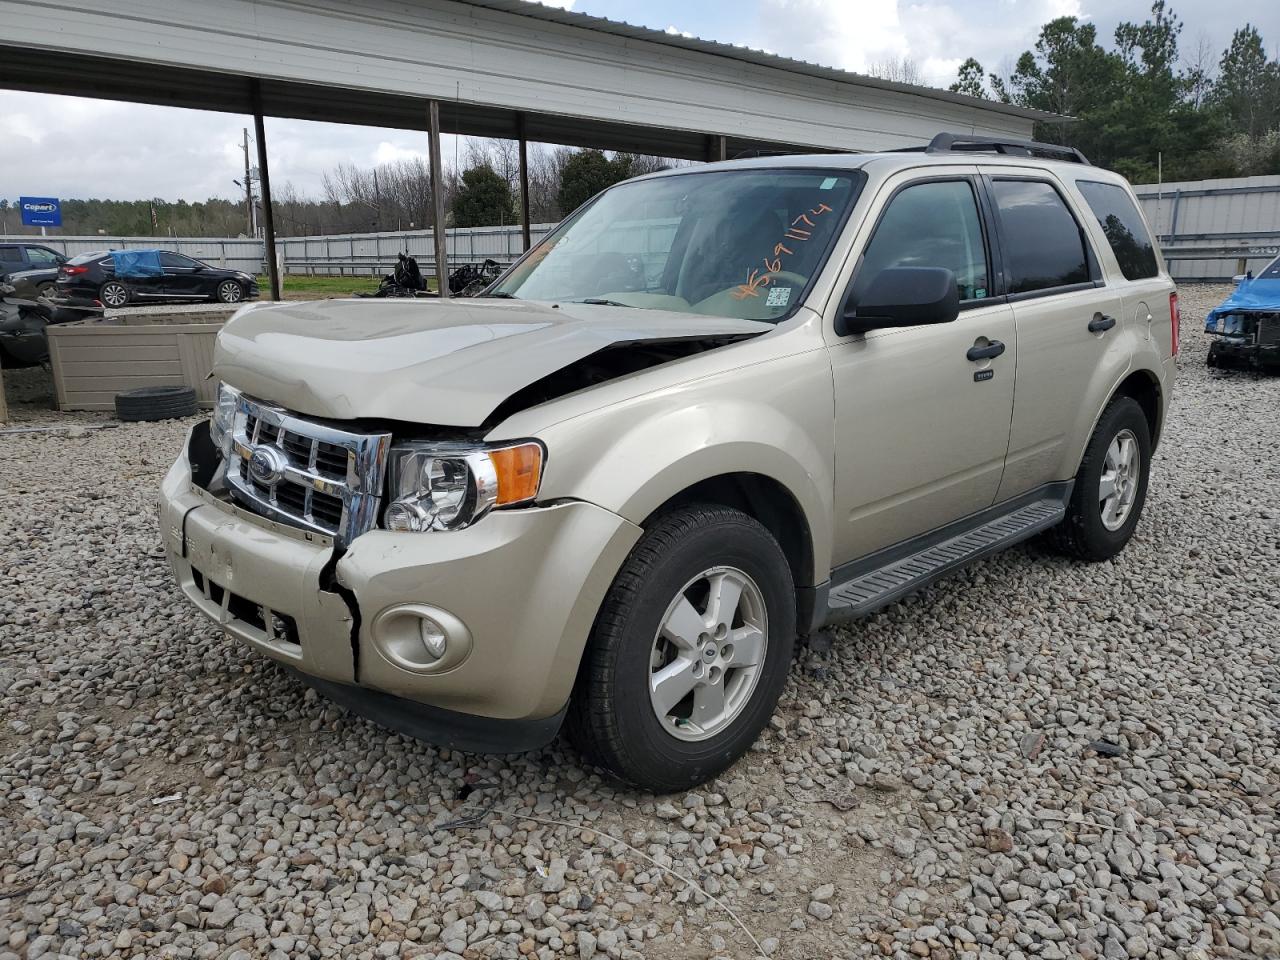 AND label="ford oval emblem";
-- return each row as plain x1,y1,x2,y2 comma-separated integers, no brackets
247,445,288,486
